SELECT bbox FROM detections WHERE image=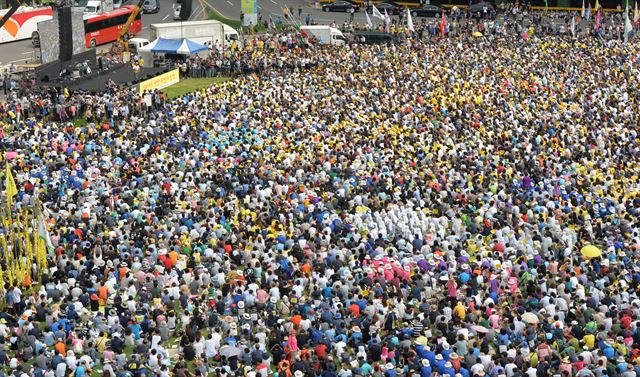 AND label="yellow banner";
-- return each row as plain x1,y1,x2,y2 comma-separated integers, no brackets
139,69,180,95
